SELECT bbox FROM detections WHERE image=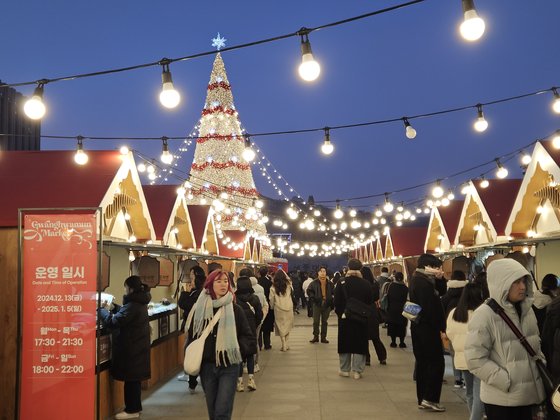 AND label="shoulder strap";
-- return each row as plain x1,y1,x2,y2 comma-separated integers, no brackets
485,298,537,357
188,306,224,340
